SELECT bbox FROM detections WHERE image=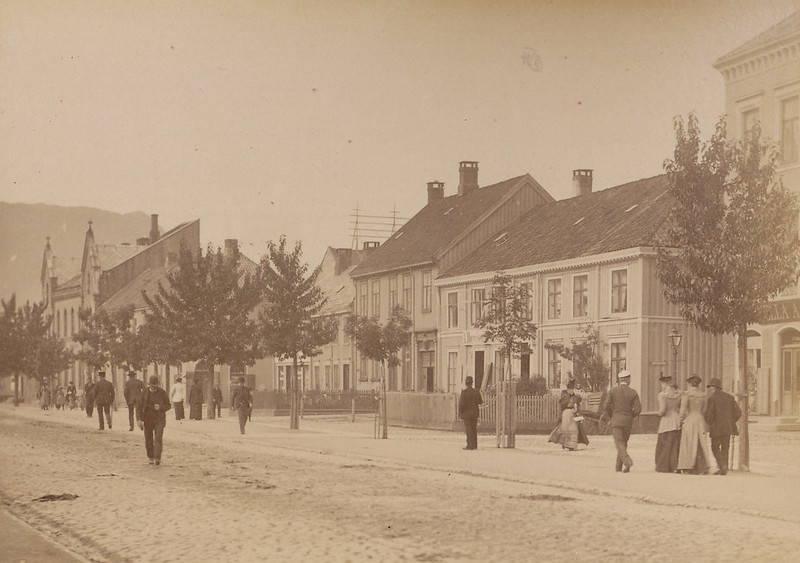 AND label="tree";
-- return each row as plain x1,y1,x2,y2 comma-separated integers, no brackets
73,305,139,392
346,306,411,439
545,323,608,392
474,273,538,448
143,243,262,419
256,236,336,430
657,114,800,471
0,295,25,404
